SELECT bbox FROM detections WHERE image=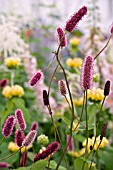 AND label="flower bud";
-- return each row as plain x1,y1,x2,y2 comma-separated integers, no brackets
0,79,8,88
104,80,110,96
15,129,25,147
15,109,26,131
100,122,107,140
29,71,43,86
22,130,37,147
37,134,49,146
58,80,66,96
43,90,49,106
57,27,67,47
